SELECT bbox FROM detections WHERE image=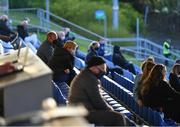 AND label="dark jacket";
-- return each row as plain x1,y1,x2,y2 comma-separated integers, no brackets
85,48,98,63
112,46,128,68
68,68,111,111
0,20,15,37
36,40,54,64
142,80,180,110
169,73,180,92
48,47,75,77
64,32,75,42
17,25,29,40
